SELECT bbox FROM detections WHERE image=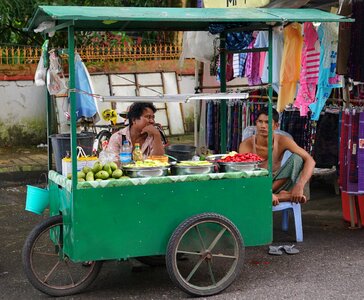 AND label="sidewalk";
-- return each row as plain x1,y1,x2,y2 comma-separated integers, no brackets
0,147,48,186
